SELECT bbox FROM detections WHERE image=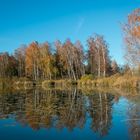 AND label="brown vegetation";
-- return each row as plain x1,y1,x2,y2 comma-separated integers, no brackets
0,9,140,92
